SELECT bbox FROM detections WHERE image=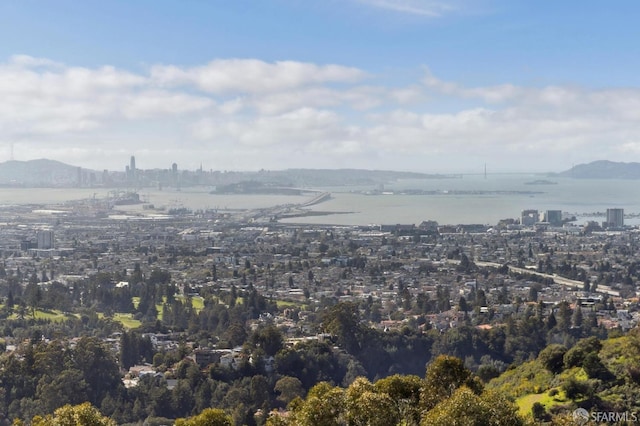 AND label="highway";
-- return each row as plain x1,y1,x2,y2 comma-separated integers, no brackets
447,259,620,297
